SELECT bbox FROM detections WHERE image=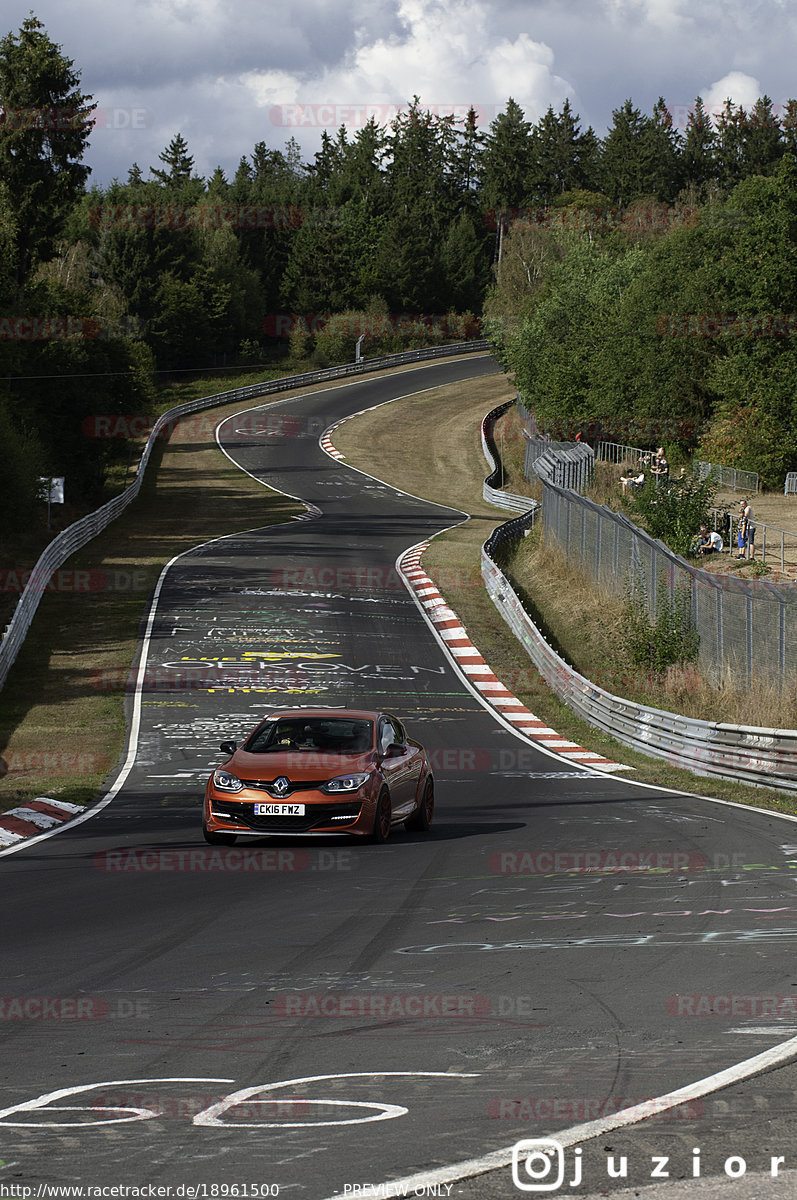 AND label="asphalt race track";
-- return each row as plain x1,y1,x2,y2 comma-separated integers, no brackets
3,355,797,1198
